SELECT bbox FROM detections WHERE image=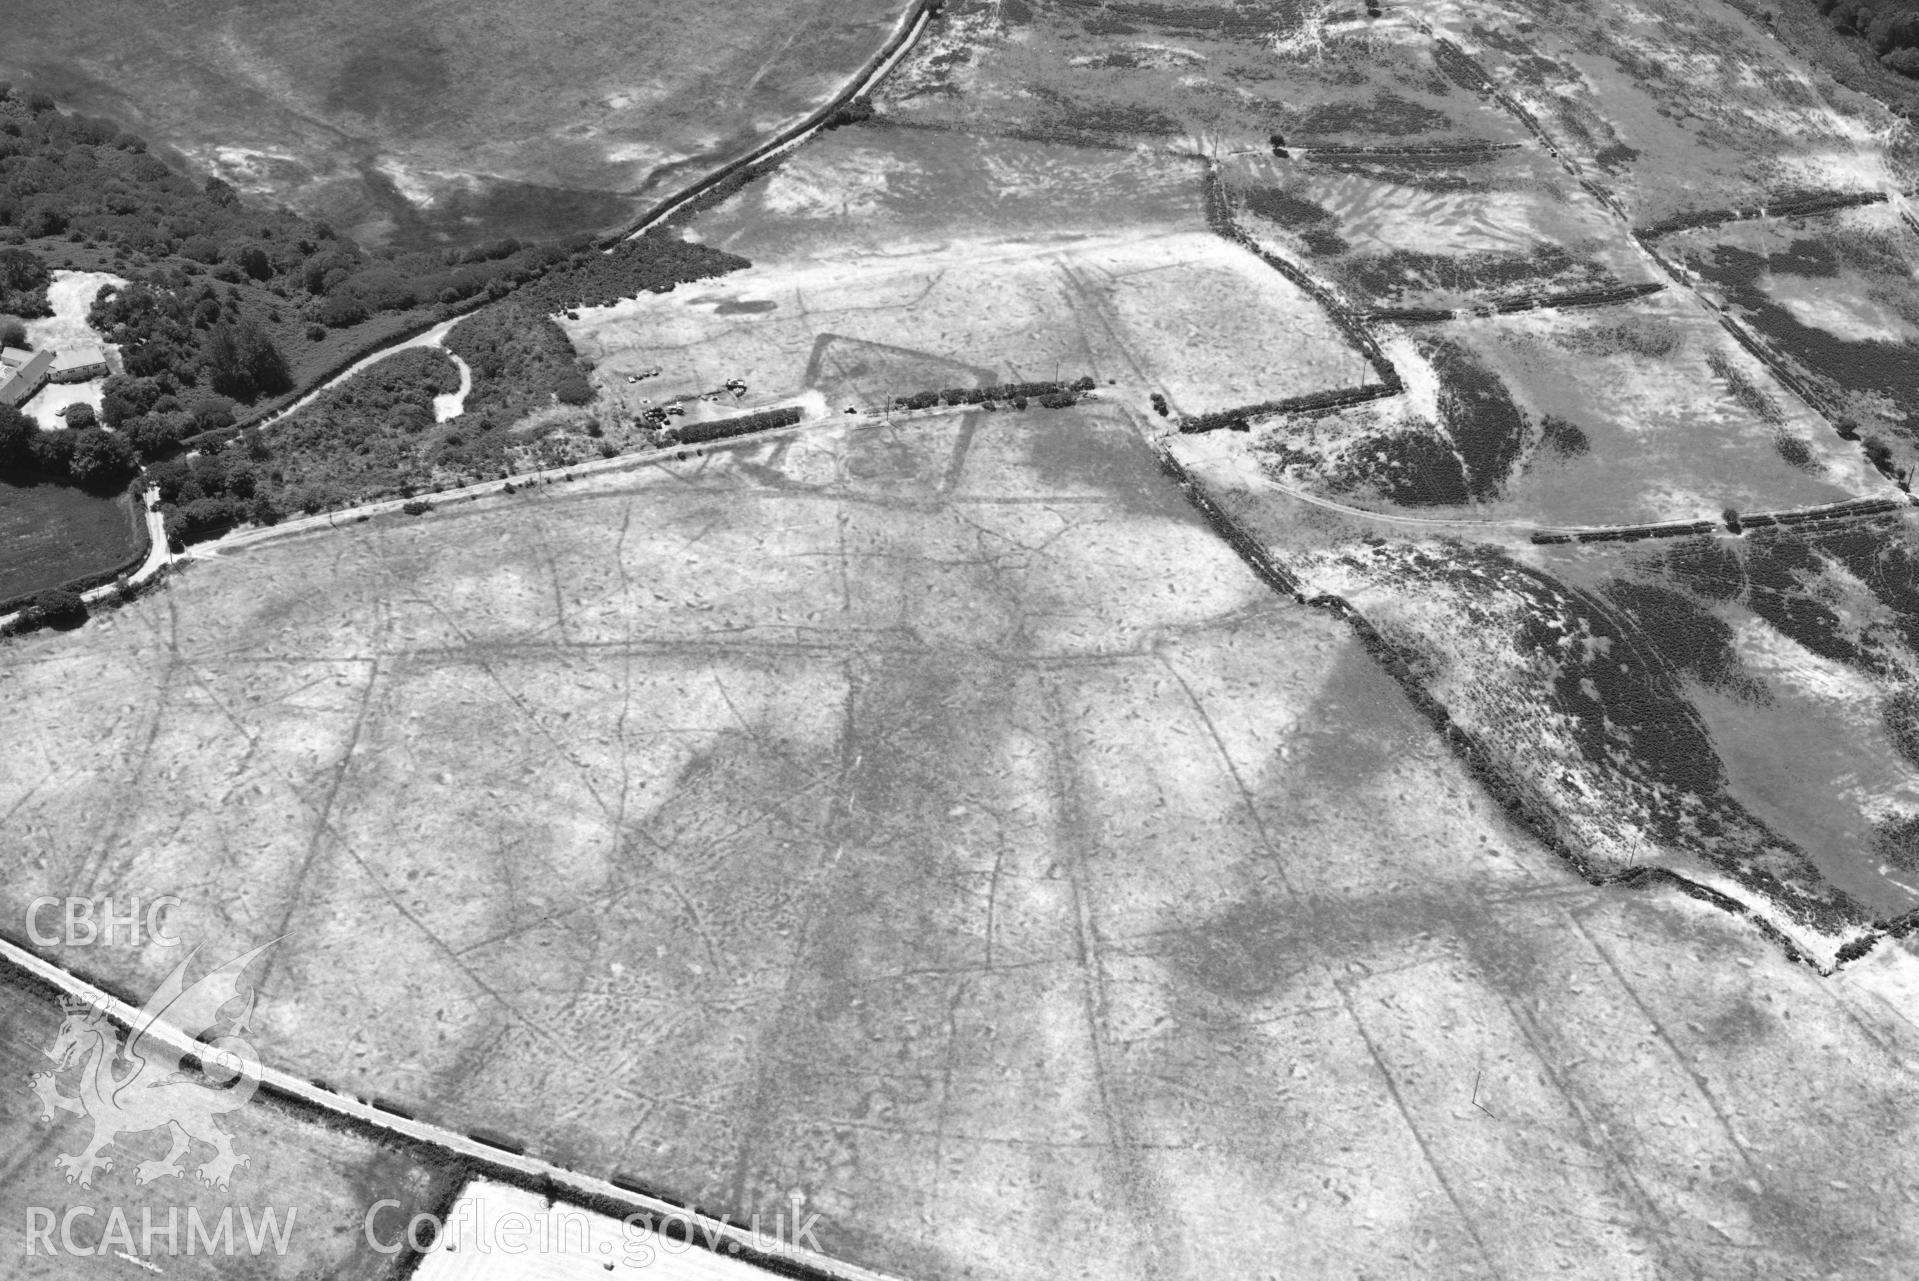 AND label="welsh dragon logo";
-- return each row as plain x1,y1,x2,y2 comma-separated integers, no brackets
28,941,275,1190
